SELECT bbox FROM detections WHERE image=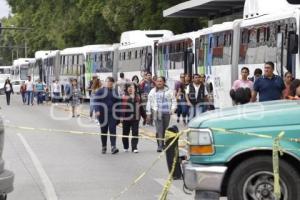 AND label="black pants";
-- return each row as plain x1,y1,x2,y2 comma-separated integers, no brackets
5,92,11,105
99,113,117,148
122,120,139,150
